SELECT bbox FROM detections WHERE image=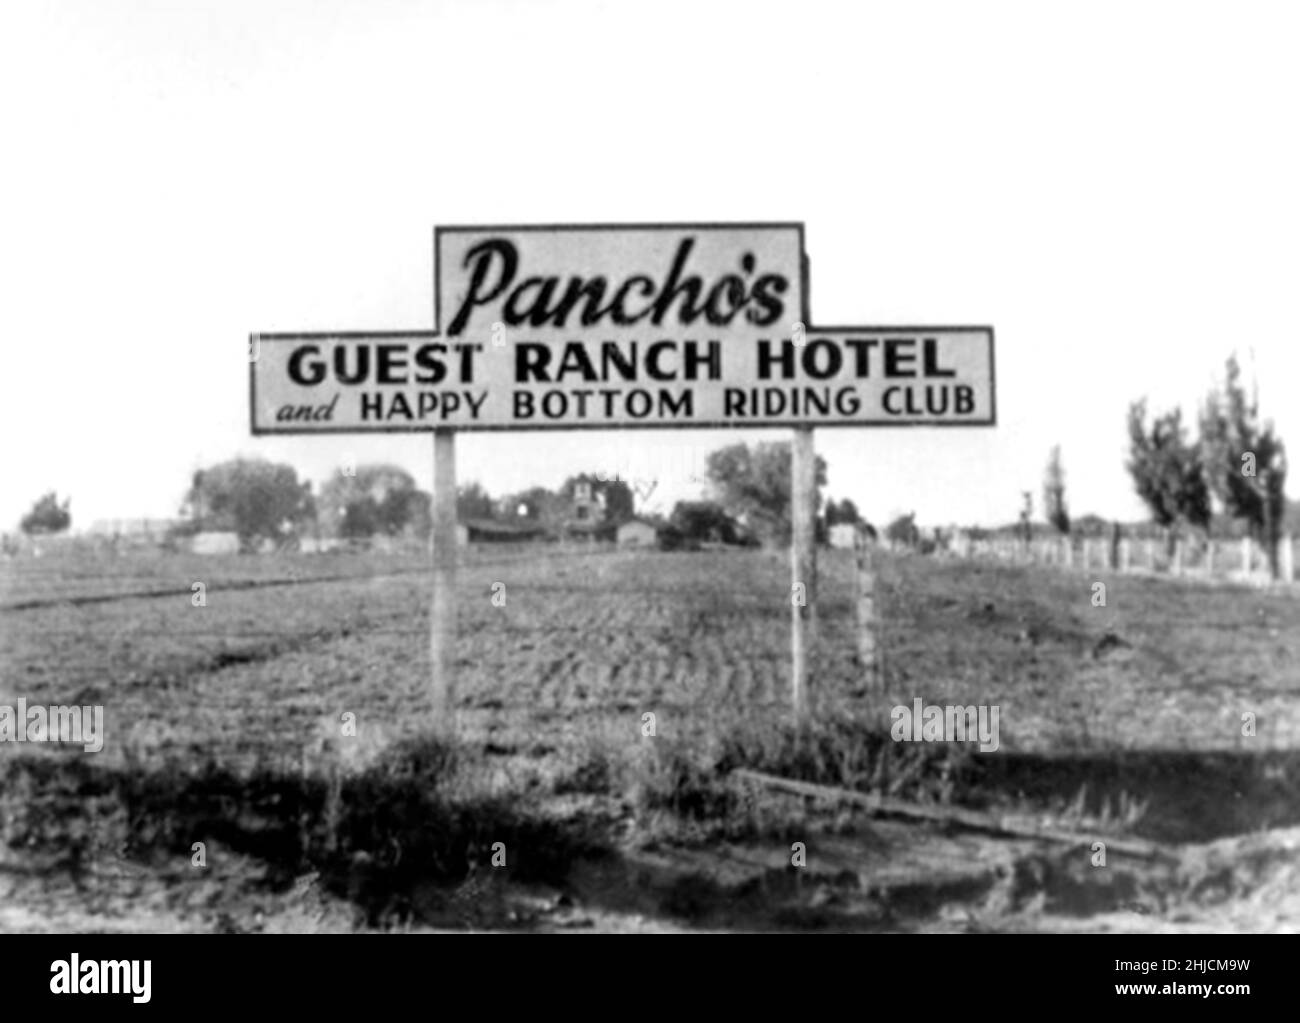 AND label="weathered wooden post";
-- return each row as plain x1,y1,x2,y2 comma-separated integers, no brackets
1171,537,1183,576
1242,536,1252,577
1145,538,1156,573
430,428,459,736
1282,534,1295,584
1205,538,1215,578
791,426,816,720
1119,538,1131,573
1062,536,1072,569
854,526,880,692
